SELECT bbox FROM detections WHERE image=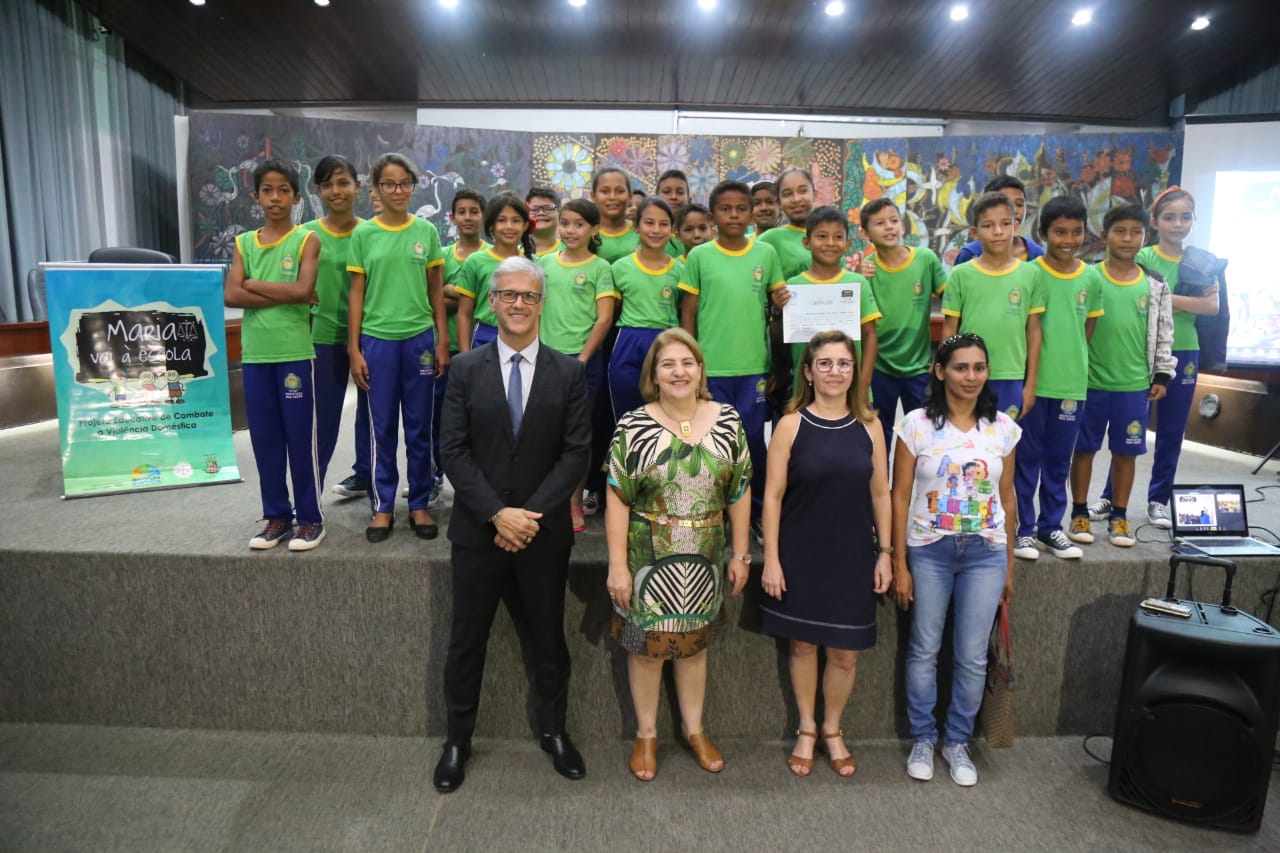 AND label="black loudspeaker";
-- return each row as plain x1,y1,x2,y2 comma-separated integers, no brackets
1109,555,1280,833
